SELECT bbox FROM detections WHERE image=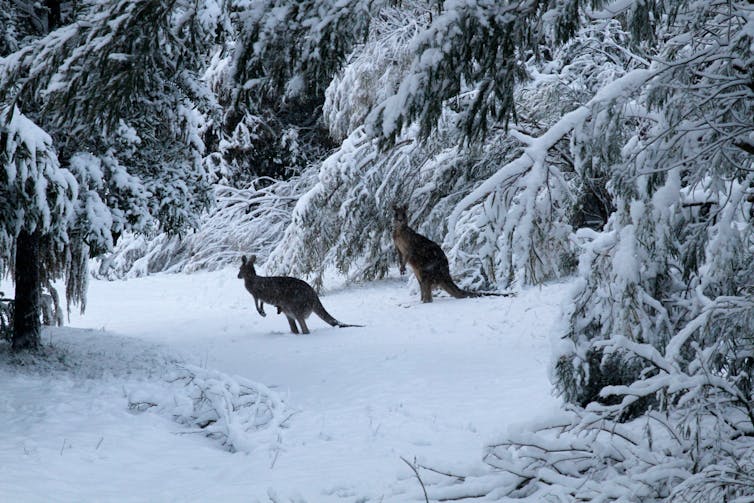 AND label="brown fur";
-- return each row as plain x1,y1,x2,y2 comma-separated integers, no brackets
392,204,511,303
238,255,361,334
